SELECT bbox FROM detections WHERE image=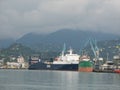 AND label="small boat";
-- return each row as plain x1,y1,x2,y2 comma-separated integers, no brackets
78,55,93,72
101,61,114,71
114,69,120,73
113,54,120,73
